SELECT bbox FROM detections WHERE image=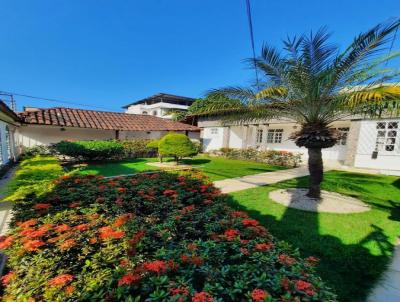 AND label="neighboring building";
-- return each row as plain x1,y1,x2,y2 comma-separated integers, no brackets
123,93,195,119
199,116,400,175
0,101,21,167
17,107,200,147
